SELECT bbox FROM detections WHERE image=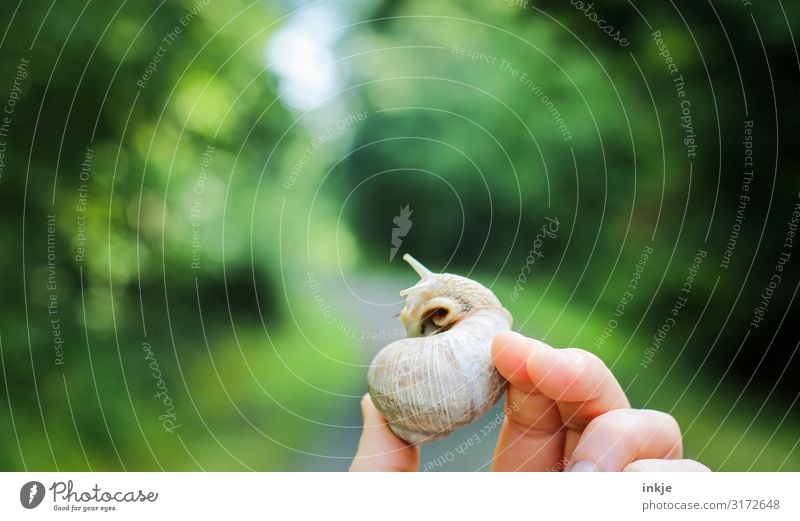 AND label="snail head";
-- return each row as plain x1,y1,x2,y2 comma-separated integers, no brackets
398,254,502,337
